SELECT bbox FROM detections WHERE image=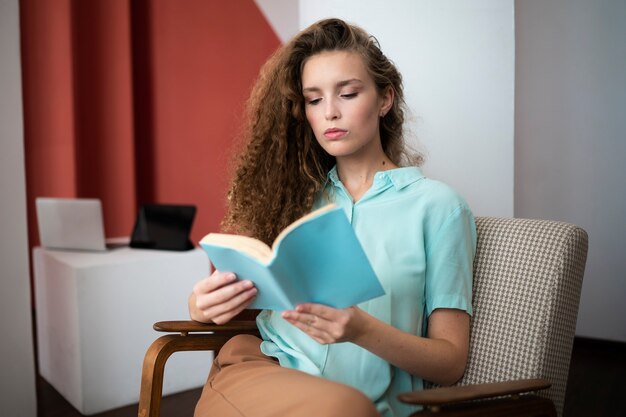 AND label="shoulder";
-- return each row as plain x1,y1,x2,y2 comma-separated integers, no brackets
400,171,475,242
419,177,469,209
396,168,471,217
